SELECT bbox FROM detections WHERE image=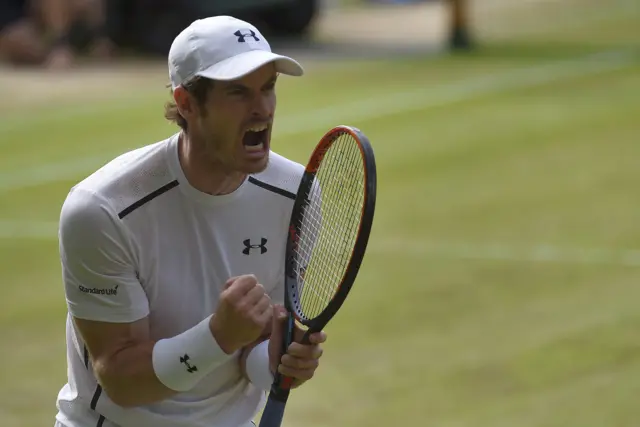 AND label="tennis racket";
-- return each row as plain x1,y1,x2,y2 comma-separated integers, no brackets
258,125,377,427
